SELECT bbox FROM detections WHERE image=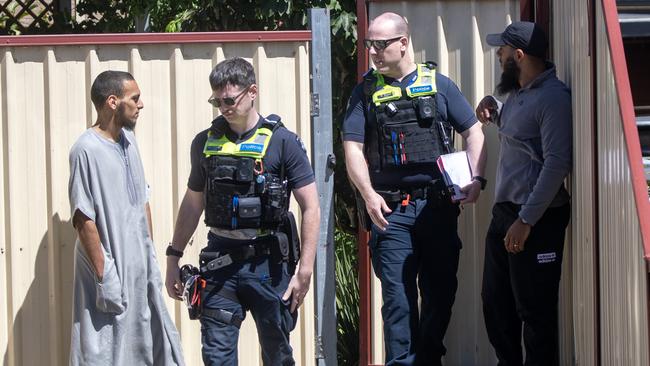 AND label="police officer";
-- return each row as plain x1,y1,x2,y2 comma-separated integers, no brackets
477,22,572,366
342,12,487,366
164,57,320,366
